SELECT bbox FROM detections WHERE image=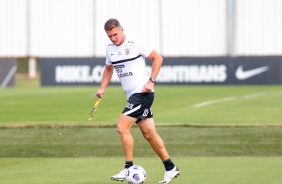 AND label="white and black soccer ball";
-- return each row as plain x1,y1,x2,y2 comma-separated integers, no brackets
125,165,147,184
